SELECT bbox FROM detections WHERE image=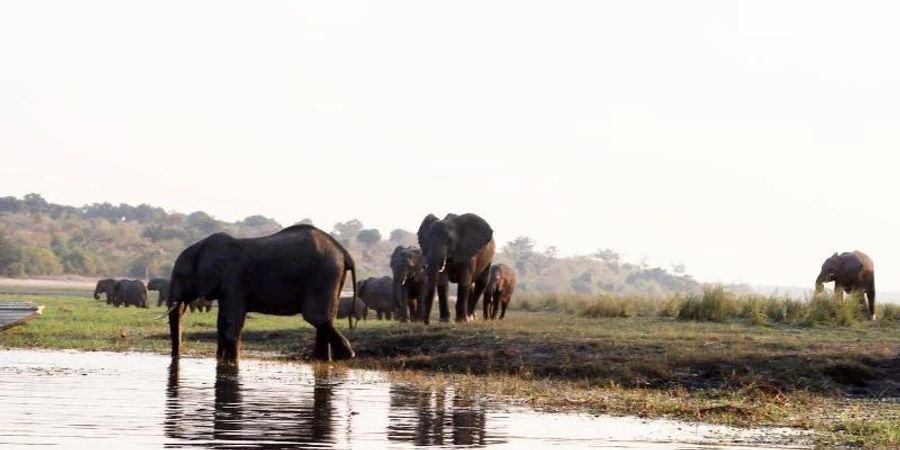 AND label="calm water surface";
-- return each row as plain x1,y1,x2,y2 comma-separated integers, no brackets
0,349,808,449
